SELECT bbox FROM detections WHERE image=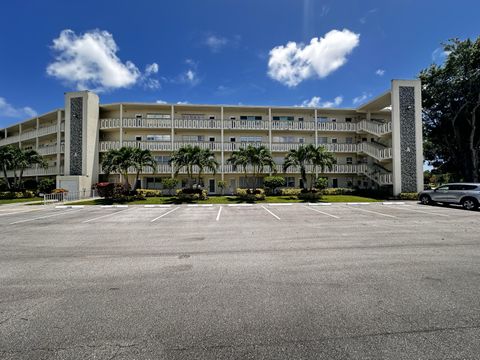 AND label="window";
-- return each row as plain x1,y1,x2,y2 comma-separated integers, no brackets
240,115,262,121
154,156,171,164
436,185,449,191
146,114,170,119
209,115,215,120
135,114,142,119
230,137,236,142
299,138,305,143
345,118,352,123
240,136,262,142
346,157,353,165
146,134,170,141
298,117,304,121
181,114,206,120
331,118,337,122
182,135,205,142
318,137,328,144
462,185,479,190
317,117,328,123
209,137,215,142
135,136,142,141
346,137,353,144
272,116,294,121
229,116,236,120
331,138,337,144
285,177,295,187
